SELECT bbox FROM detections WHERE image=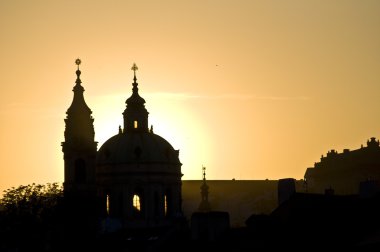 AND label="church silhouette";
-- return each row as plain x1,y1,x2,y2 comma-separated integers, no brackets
62,60,183,229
